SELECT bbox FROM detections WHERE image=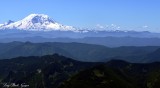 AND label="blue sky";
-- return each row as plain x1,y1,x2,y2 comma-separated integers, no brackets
0,0,160,32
